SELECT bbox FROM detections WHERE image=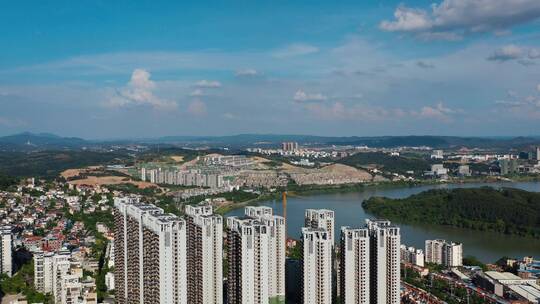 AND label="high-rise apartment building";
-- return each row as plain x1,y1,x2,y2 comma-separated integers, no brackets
227,207,285,304
340,227,370,304
185,205,223,304
302,227,333,304
0,226,12,277
281,142,299,152
425,239,463,267
366,220,400,304
304,209,335,244
227,217,271,304
243,206,286,303
114,197,188,304
425,239,444,264
400,245,425,267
